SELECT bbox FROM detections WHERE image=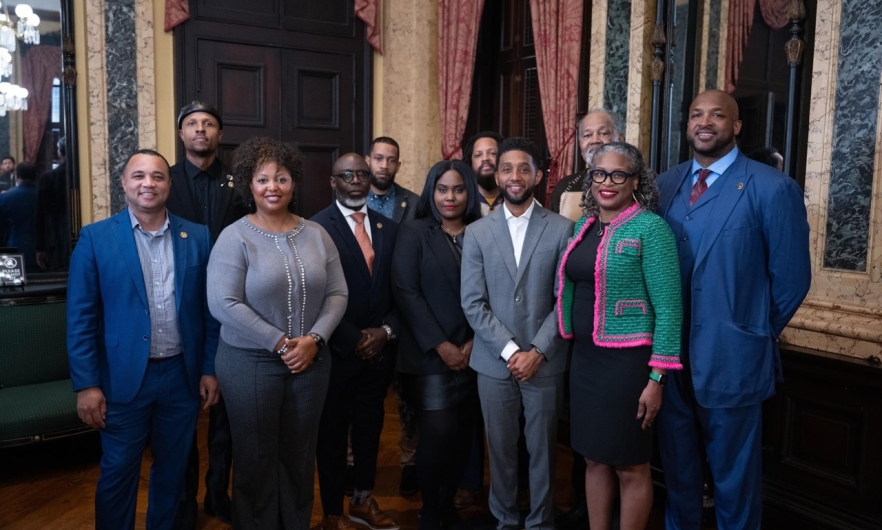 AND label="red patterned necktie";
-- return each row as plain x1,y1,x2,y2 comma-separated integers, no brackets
690,169,711,205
